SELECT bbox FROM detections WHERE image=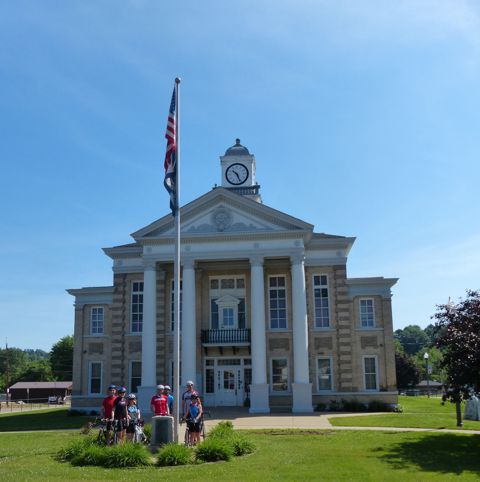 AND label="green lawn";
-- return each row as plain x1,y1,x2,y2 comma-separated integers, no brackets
329,396,480,430
0,429,479,481
0,408,91,432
